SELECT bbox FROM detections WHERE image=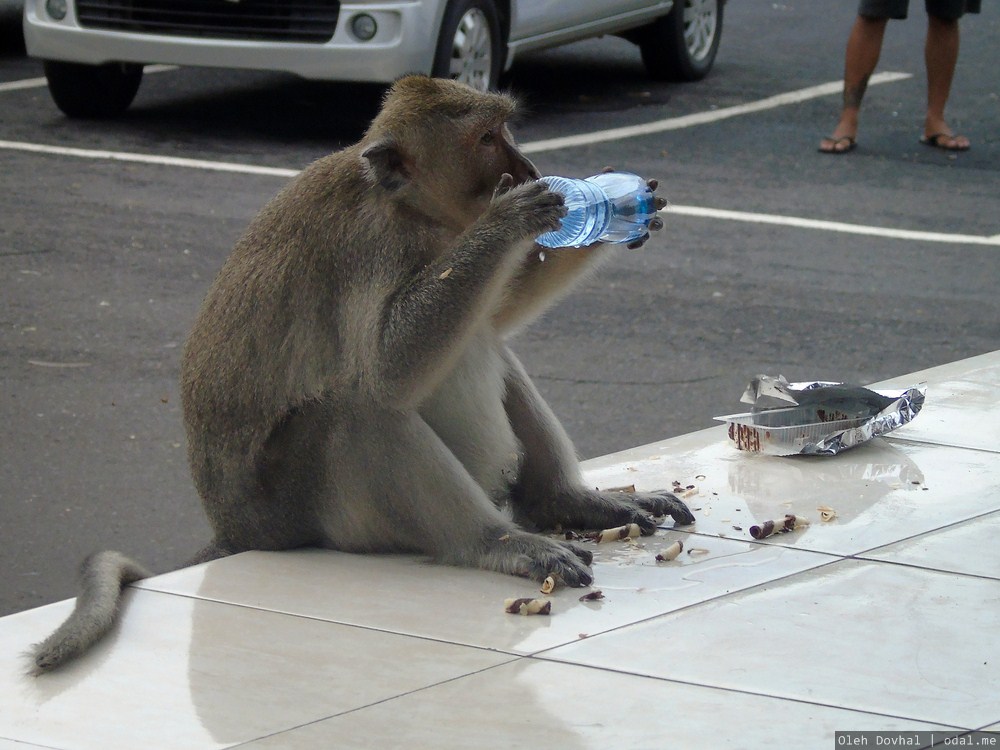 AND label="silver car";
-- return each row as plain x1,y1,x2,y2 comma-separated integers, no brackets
23,0,724,118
